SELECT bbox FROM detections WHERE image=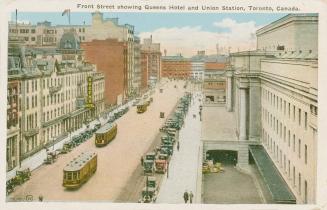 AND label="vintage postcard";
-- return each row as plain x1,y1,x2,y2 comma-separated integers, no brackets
1,0,327,210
